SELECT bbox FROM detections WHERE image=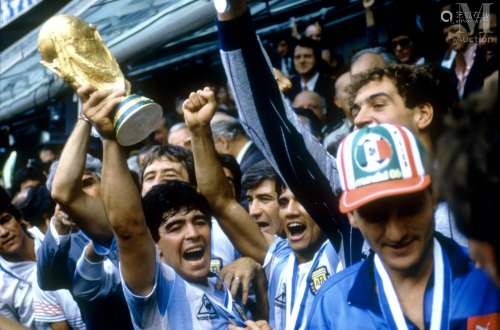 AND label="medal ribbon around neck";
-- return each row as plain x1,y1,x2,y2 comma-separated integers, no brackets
373,238,451,330
285,241,329,330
